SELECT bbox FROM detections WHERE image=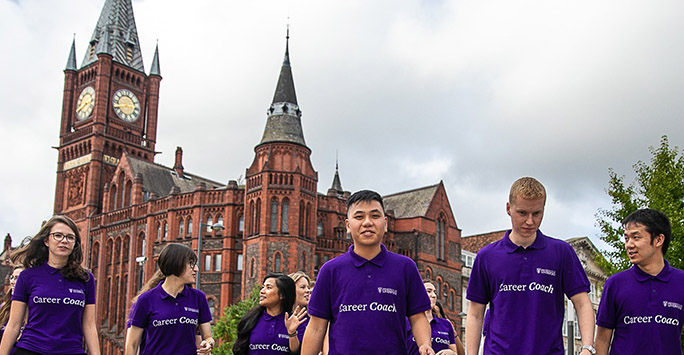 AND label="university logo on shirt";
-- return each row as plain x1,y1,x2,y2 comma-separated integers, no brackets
663,301,683,310
377,287,398,295
536,268,556,277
